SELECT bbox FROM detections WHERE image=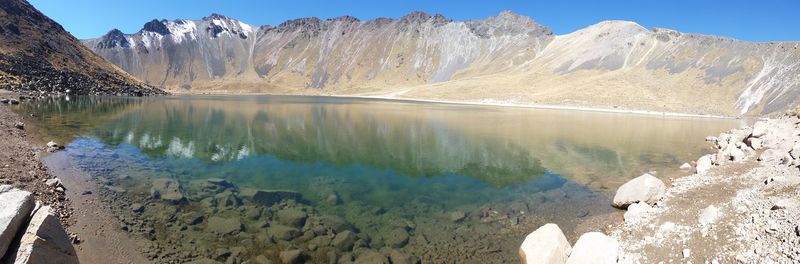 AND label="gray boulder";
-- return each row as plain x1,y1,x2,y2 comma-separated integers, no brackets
518,223,572,264
566,232,619,264
4,206,78,264
0,189,35,258
612,173,666,208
